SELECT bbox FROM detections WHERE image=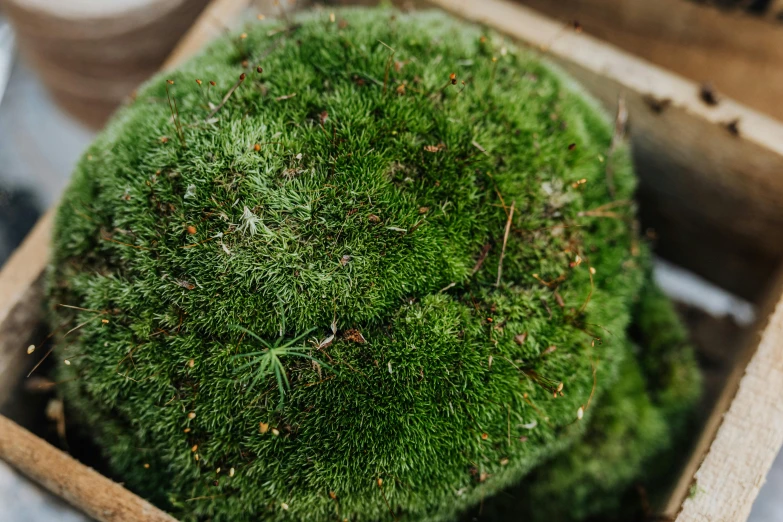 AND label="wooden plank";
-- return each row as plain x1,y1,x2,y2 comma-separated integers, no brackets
662,268,783,517
0,210,51,406
161,0,252,70
515,0,783,122
429,0,783,301
0,415,177,522
674,276,783,521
